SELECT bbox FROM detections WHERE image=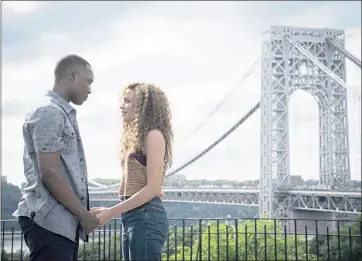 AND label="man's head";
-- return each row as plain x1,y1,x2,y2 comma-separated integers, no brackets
54,54,94,105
